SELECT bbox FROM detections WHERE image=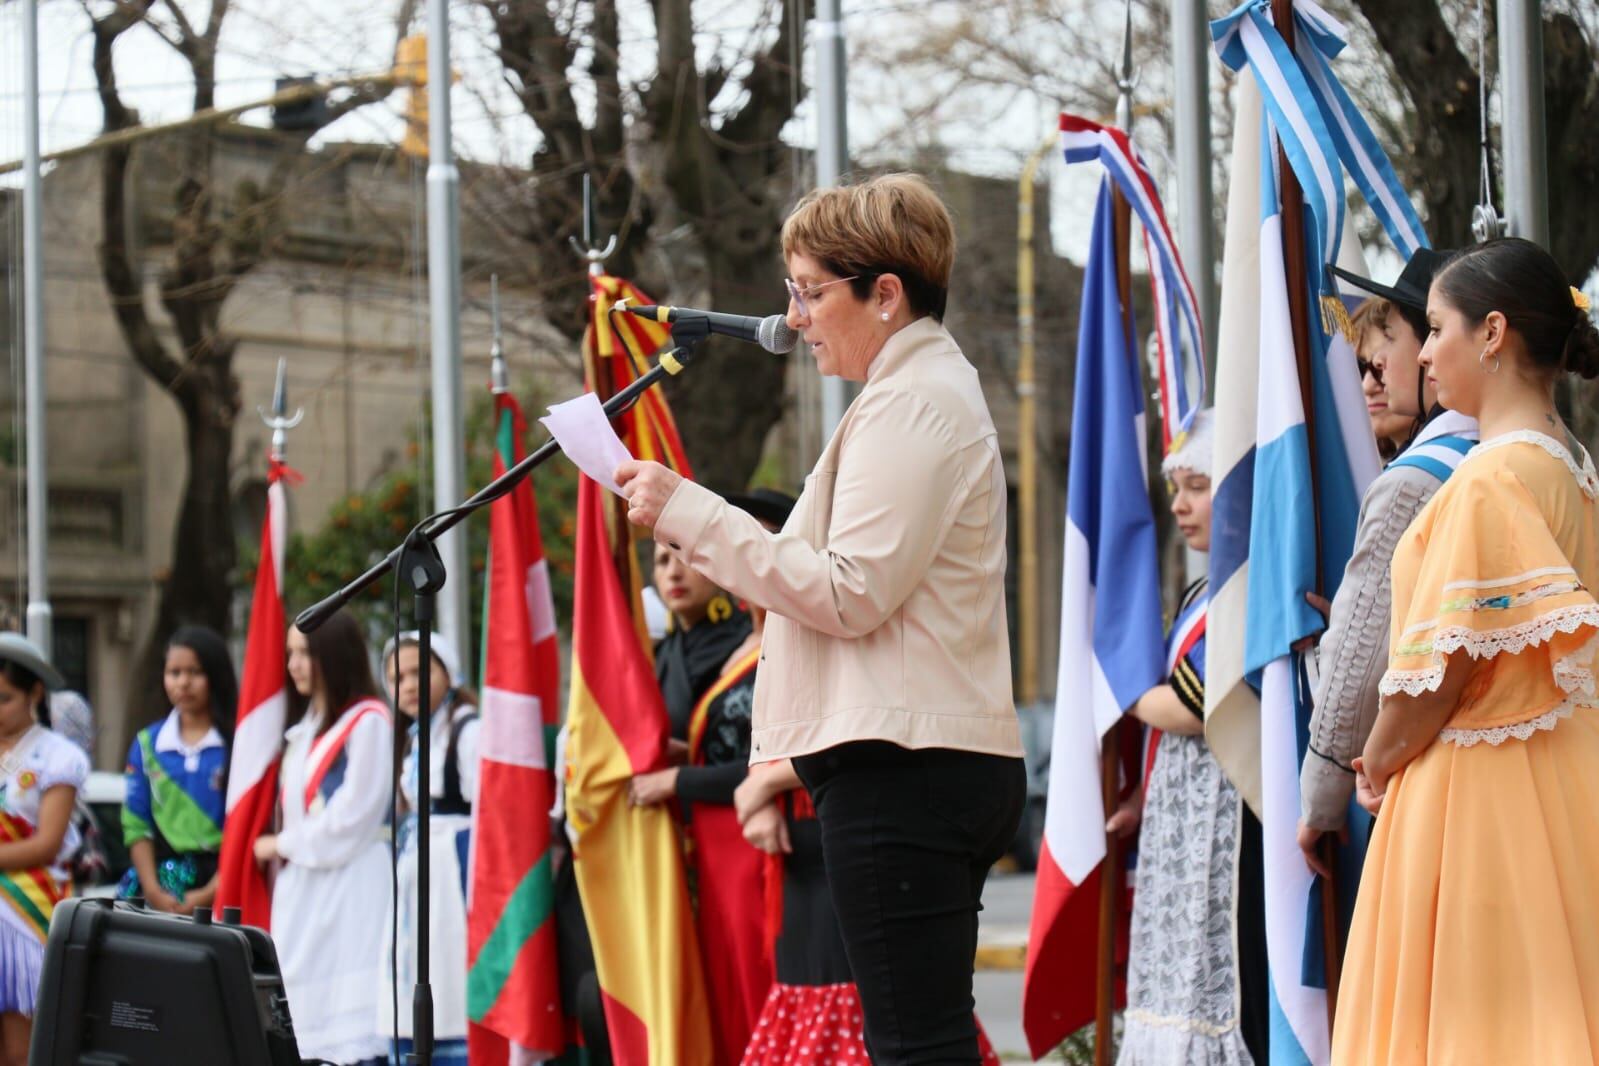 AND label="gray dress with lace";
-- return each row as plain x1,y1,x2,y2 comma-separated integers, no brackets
1118,582,1253,1065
